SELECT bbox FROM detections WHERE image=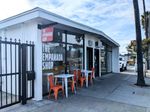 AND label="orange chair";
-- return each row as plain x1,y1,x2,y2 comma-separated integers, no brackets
47,75,64,100
89,67,95,85
77,70,86,87
71,70,78,93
